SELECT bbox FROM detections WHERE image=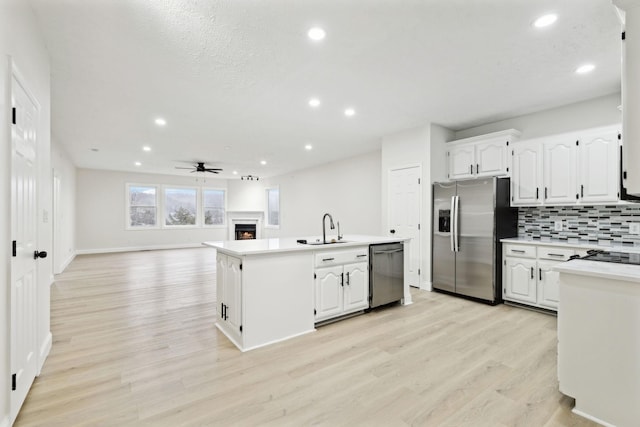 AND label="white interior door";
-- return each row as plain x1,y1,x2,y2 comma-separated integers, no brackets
10,73,40,423
388,166,421,288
